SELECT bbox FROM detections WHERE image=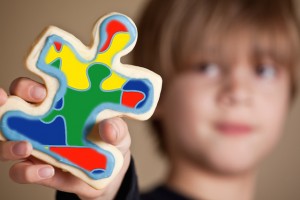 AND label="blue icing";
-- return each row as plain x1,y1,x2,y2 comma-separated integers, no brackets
7,115,67,145
54,98,63,110
91,169,105,175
